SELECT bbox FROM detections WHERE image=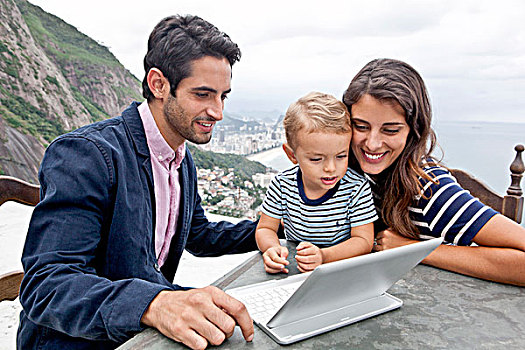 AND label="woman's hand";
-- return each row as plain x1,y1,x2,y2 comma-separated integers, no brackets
373,228,418,251
262,246,289,274
295,242,324,272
